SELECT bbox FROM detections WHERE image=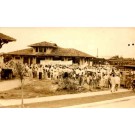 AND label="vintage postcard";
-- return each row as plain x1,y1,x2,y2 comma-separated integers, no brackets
0,27,135,108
